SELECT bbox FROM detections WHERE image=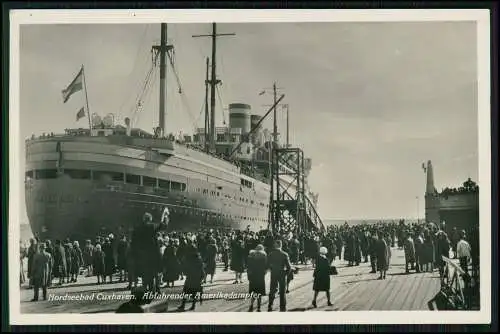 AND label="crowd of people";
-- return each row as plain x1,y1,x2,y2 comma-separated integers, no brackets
20,214,476,312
